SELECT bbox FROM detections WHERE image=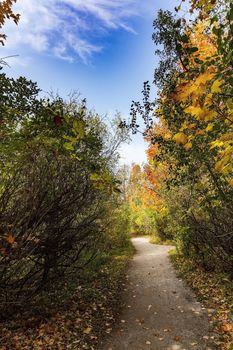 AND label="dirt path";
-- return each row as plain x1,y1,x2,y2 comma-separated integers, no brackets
99,237,215,350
